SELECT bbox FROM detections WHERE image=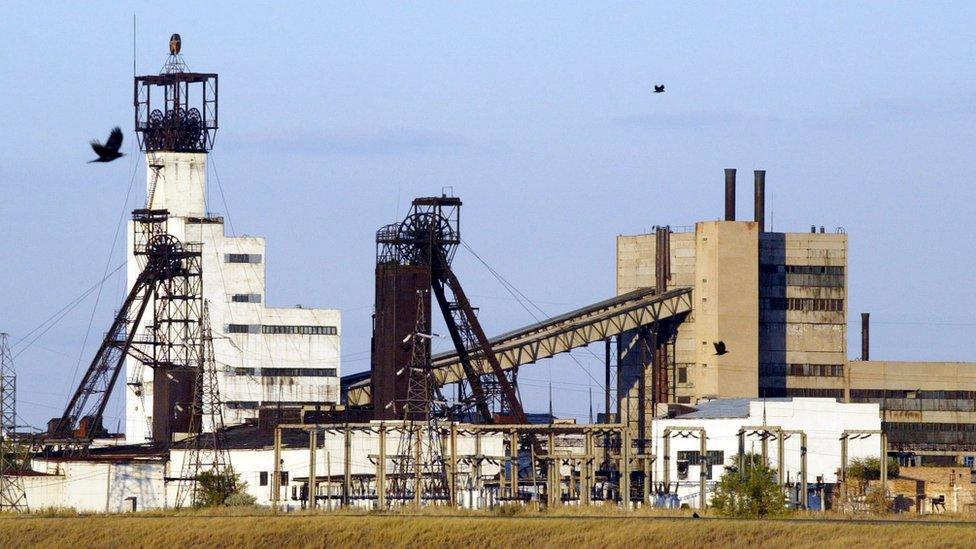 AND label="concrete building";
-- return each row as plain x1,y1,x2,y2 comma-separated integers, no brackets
654,397,881,509
615,168,976,465
124,152,341,442
23,424,502,512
